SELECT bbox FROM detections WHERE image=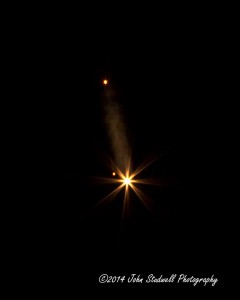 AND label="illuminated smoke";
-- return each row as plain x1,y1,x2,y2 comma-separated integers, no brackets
103,86,130,174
